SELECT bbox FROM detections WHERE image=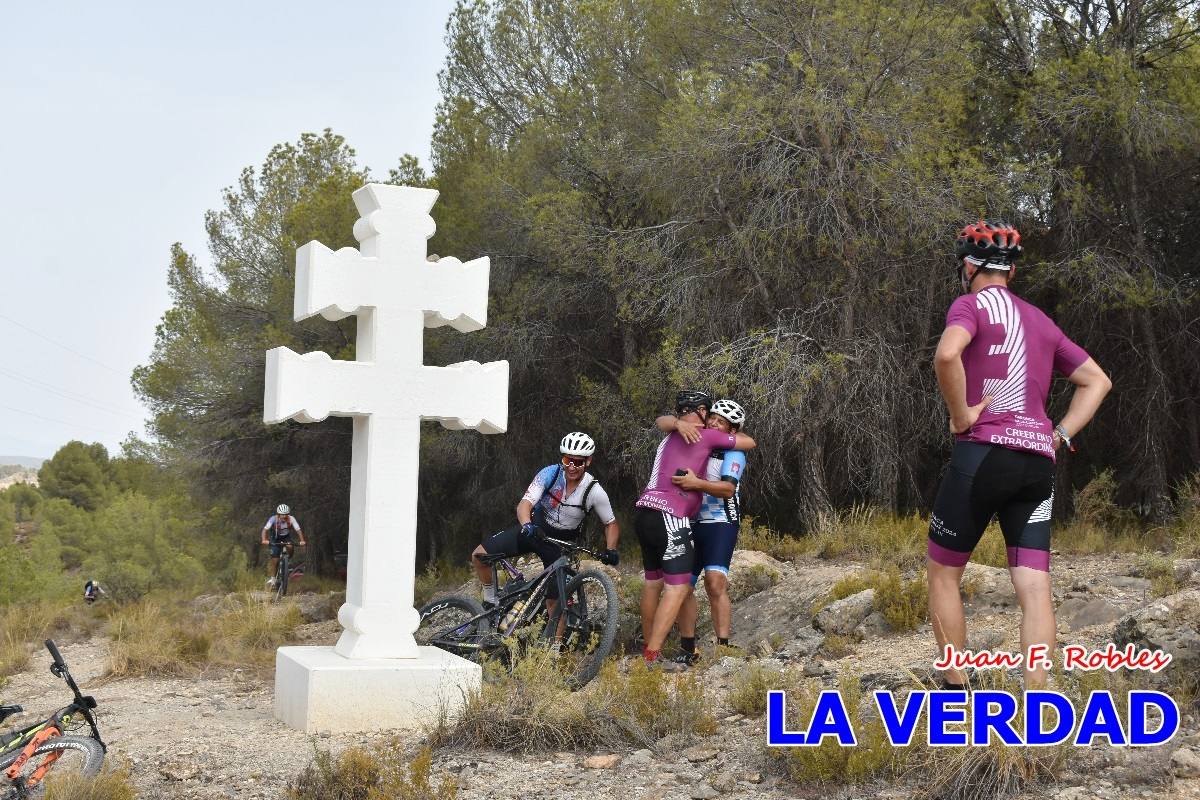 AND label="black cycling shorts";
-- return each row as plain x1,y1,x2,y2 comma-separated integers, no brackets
634,508,694,584
480,523,575,598
928,442,1055,572
269,539,294,558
